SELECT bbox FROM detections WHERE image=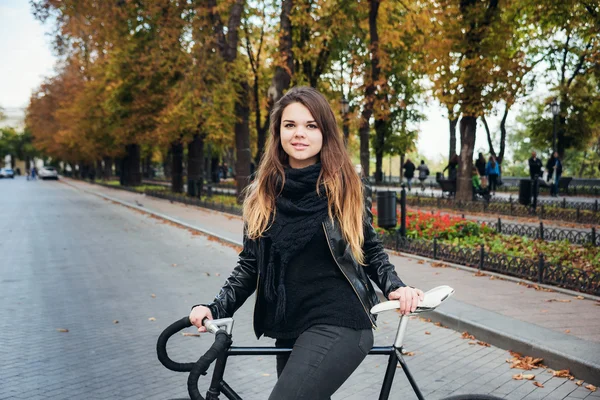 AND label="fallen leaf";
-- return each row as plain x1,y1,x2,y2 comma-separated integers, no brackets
425,331,431,335
172,263,177,267
477,341,491,347
513,374,523,380
148,317,156,321
522,374,535,380
402,351,415,356
575,296,584,300
576,380,583,386
462,332,476,340
540,310,548,313
182,333,201,337
468,341,477,345
417,260,425,264
113,320,119,324
506,351,544,370
56,328,69,333
489,276,496,280
215,273,221,277
430,262,447,268
204,272,210,276
473,271,486,277
552,369,571,378
262,373,271,377
533,382,544,388
151,294,156,298
564,329,570,334
545,298,571,303
434,322,442,327
585,385,597,392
